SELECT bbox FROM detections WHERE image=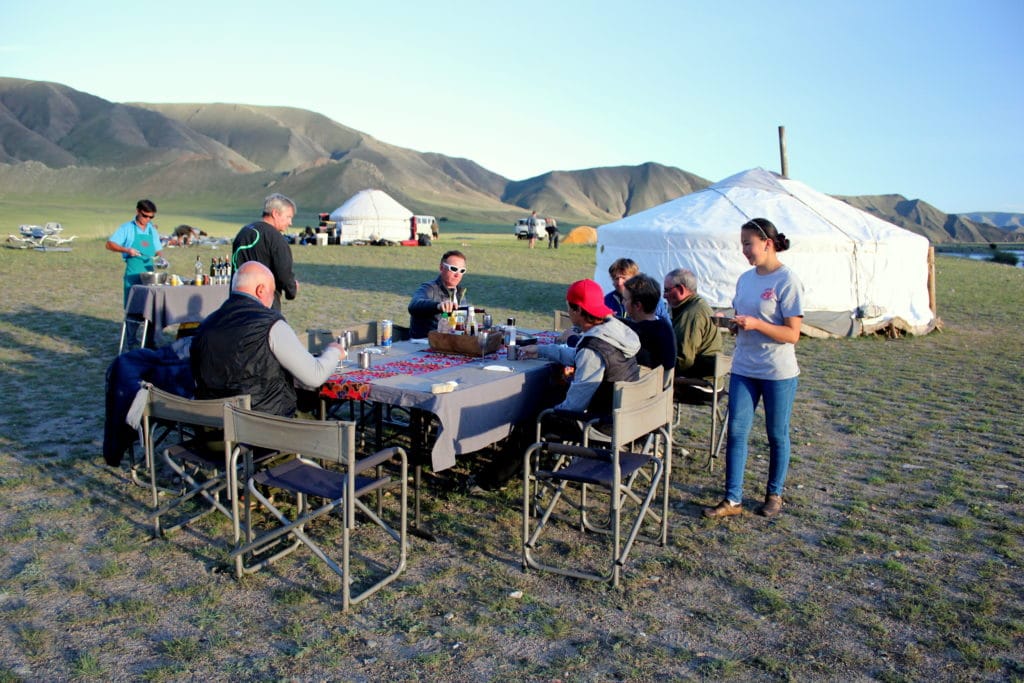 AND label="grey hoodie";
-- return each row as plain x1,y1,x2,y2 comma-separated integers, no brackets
537,316,641,413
